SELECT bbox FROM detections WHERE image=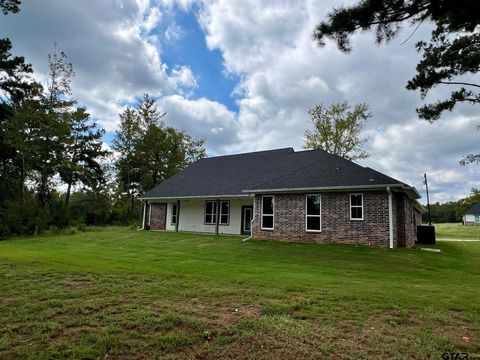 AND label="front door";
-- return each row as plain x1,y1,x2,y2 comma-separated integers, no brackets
241,206,253,235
